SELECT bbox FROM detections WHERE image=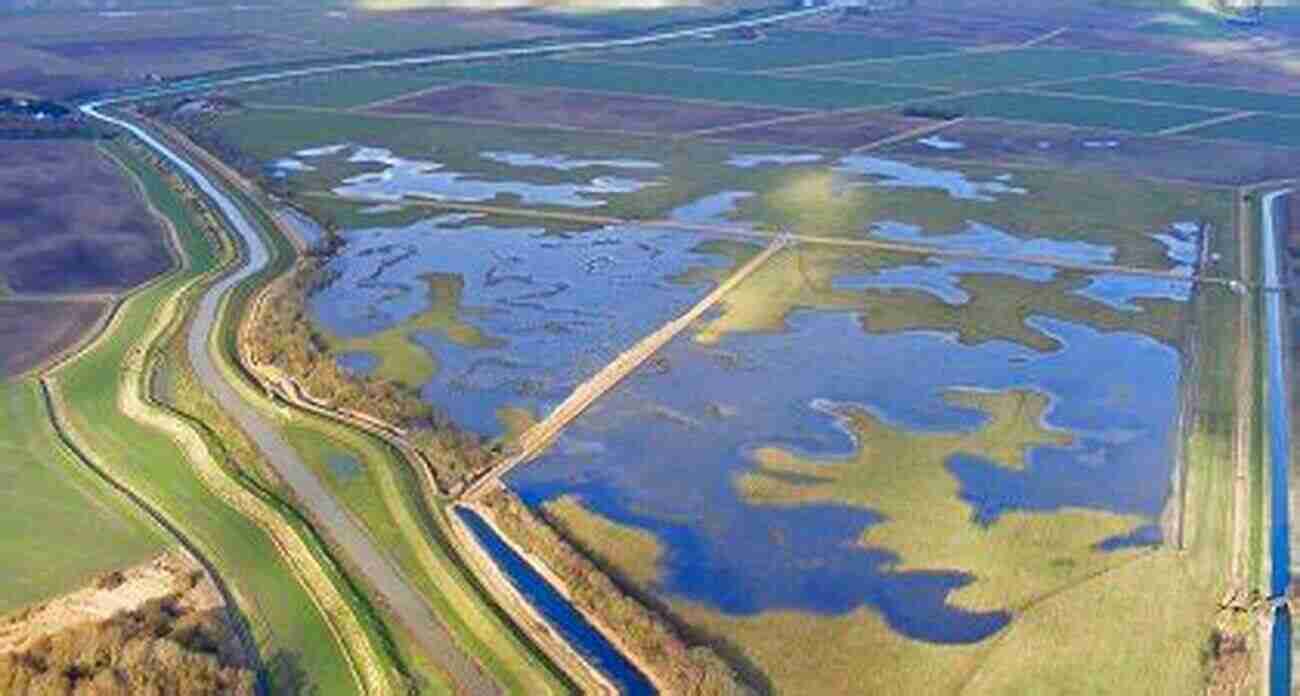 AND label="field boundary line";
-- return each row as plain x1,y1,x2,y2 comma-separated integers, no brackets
680,107,874,138
350,81,465,112
1014,86,1236,113
419,77,825,113
1020,27,1067,48
1157,110,1256,137
1109,75,1300,100
850,116,965,153
553,54,959,93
